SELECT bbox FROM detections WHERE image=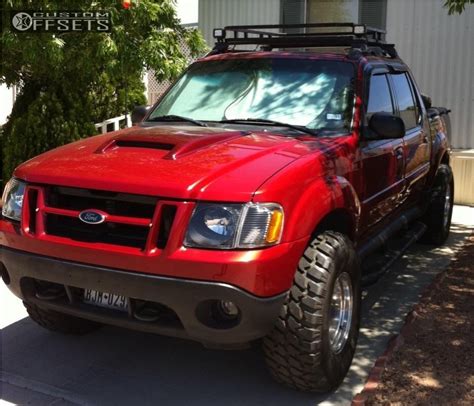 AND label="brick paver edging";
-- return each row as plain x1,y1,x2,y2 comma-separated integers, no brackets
351,270,448,405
